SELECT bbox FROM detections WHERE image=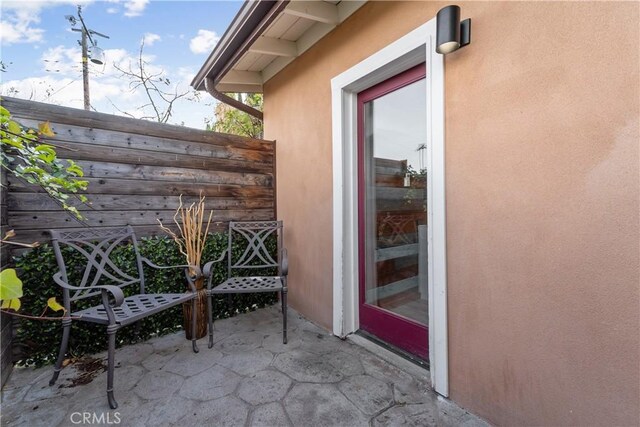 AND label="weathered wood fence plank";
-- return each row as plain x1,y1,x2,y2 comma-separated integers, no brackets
2,96,276,247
